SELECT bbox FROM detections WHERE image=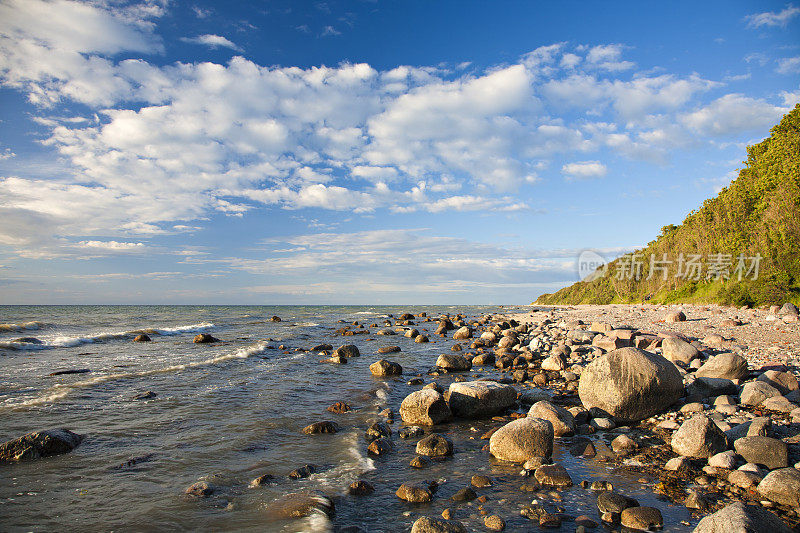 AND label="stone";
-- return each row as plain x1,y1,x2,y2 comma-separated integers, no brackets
528,401,575,437
470,475,492,488
453,326,472,340
267,492,334,519
416,433,453,457
665,457,691,471
436,354,472,371
367,437,392,456
302,421,339,434
688,377,738,398
611,434,638,454
193,333,219,343
447,381,516,418
348,480,374,496
661,337,701,364
757,467,800,507
517,388,553,405
249,473,275,487
133,334,151,342
488,417,554,463
540,354,566,371
334,344,360,358
484,515,505,531
450,487,476,501
0,429,83,462
415,335,429,343
365,422,391,442
665,310,686,322
708,450,737,469
727,470,762,489
288,464,317,479
185,481,214,497
577,347,683,423
471,353,494,366
597,491,638,514
734,436,788,470
740,381,781,406
270,315,281,322
399,426,425,439
757,370,799,394
761,395,796,413
396,483,433,503
327,401,351,414
534,463,572,486
695,353,749,380
410,516,467,533
621,507,663,531
400,389,452,425
378,346,401,354
672,415,729,458
370,359,402,377
693,501,791,533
